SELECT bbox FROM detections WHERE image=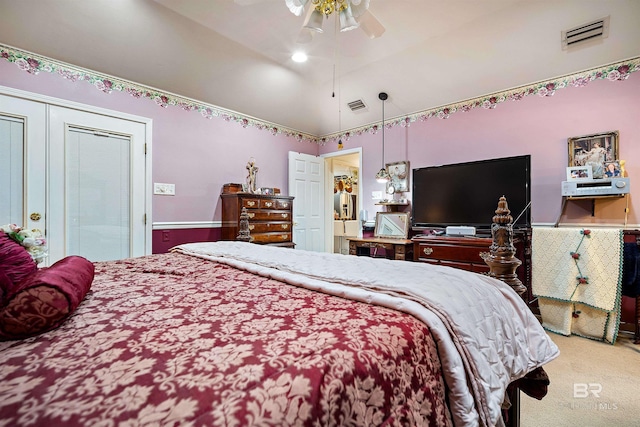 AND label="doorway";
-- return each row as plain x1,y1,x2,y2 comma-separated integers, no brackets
322,148,363,254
